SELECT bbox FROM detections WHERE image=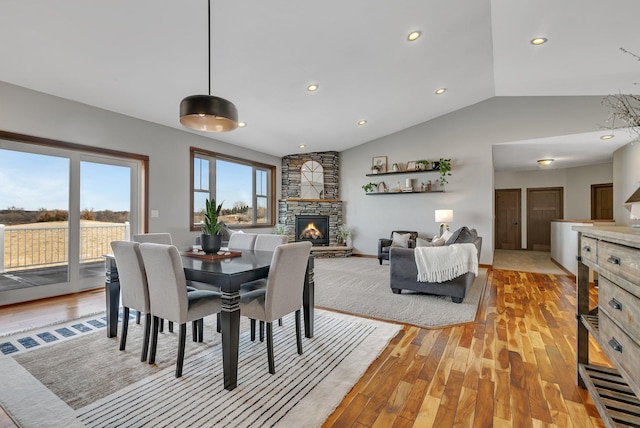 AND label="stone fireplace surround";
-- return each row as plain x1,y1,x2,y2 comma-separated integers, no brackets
278,151,351,257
